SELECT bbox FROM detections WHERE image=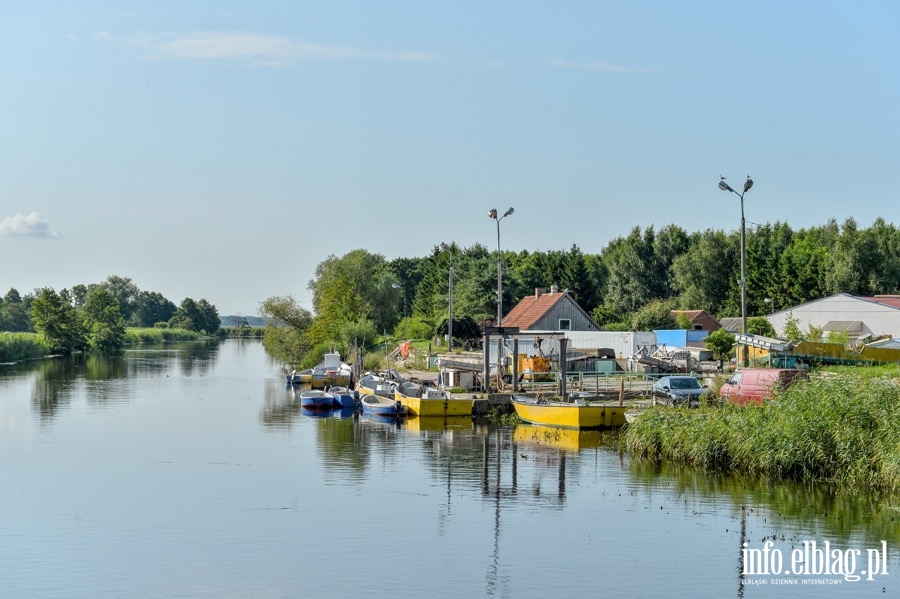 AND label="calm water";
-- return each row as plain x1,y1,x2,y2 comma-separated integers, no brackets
2,339,898,598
